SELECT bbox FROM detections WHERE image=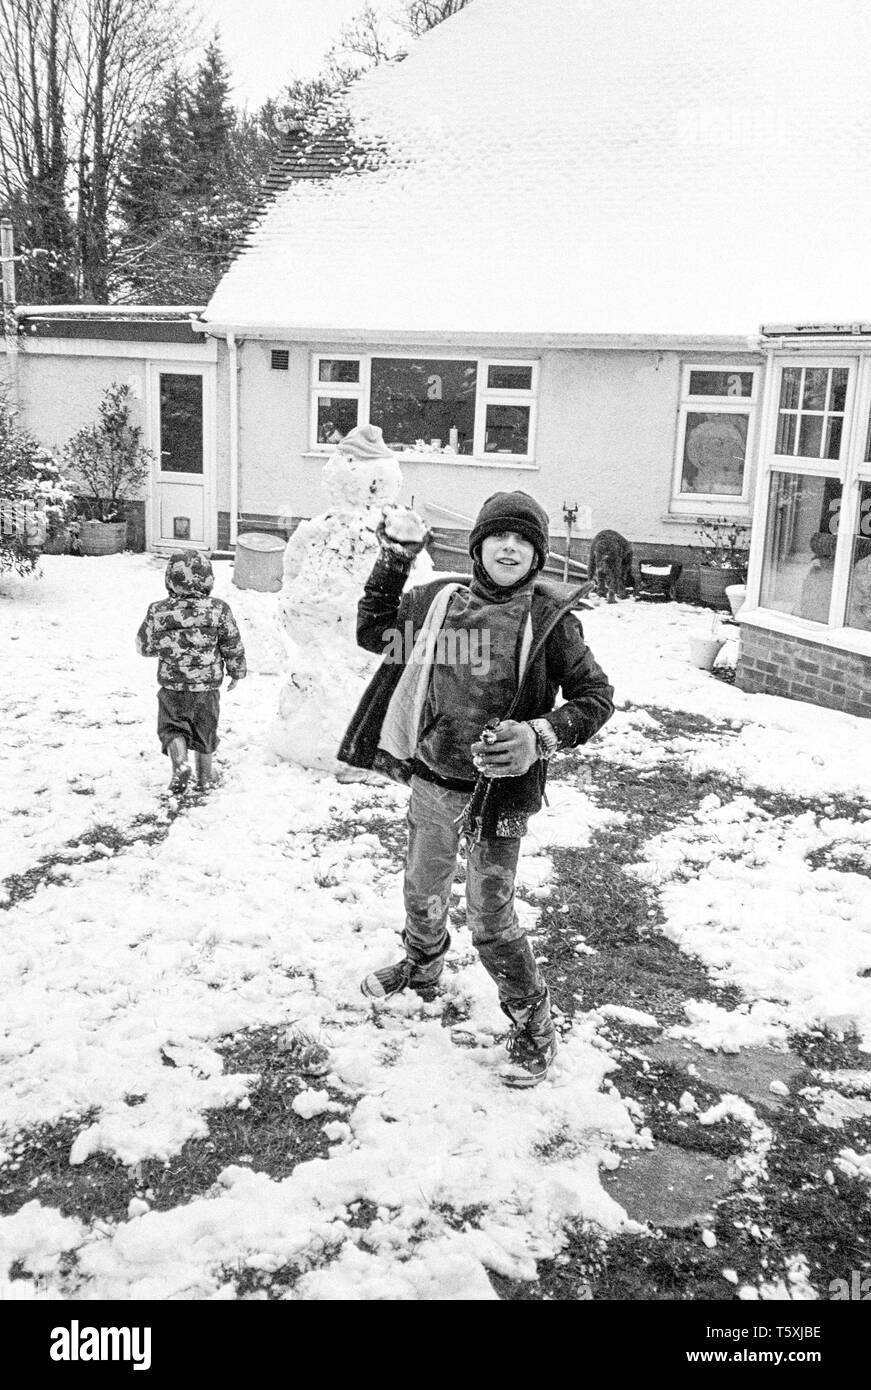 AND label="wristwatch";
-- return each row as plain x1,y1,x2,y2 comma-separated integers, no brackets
528,717,559,760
